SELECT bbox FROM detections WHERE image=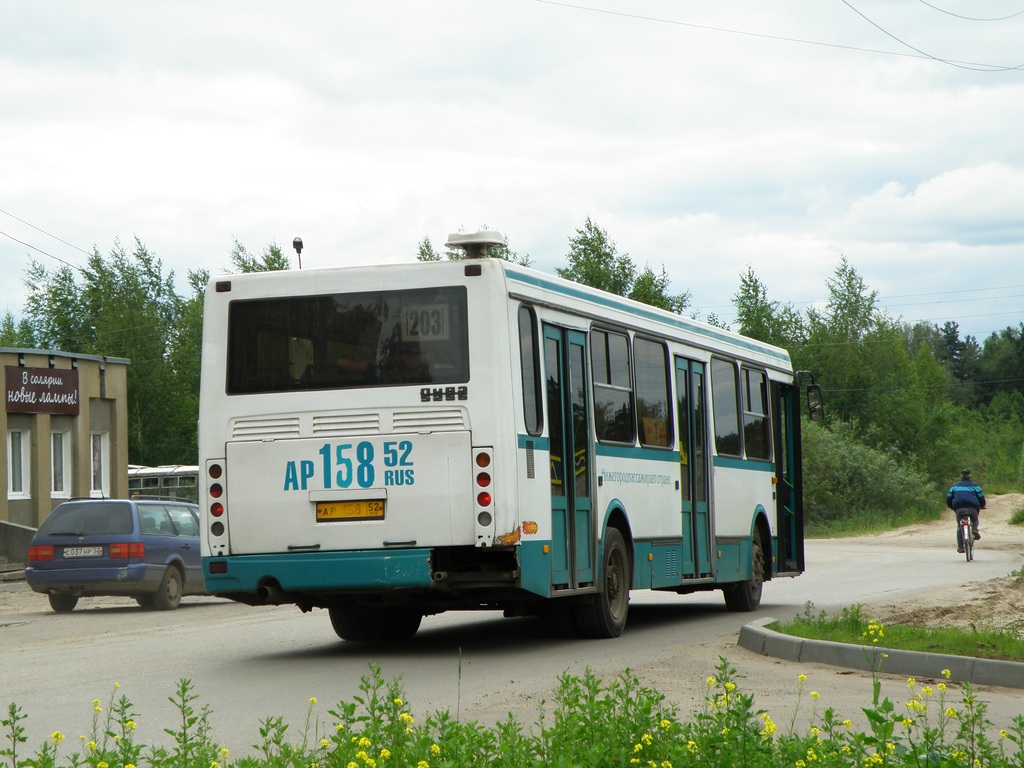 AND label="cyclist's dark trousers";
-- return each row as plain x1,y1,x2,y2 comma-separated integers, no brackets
956,508,979,548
